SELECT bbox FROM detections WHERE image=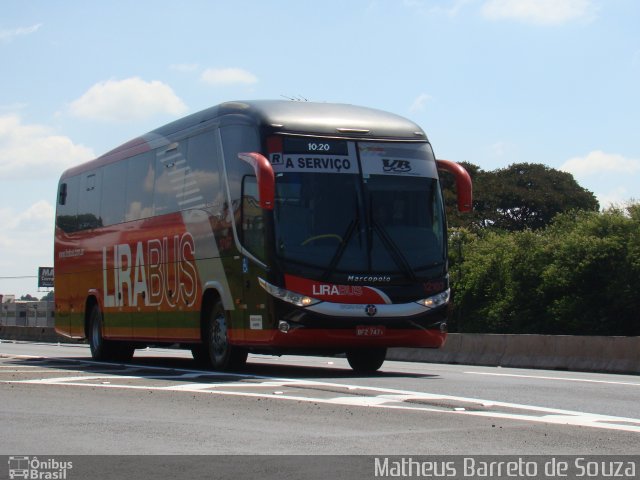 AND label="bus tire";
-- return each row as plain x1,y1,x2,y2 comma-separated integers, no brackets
88,304,134,362
204,299,247,371
88,304,111,361
346,348,387,373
